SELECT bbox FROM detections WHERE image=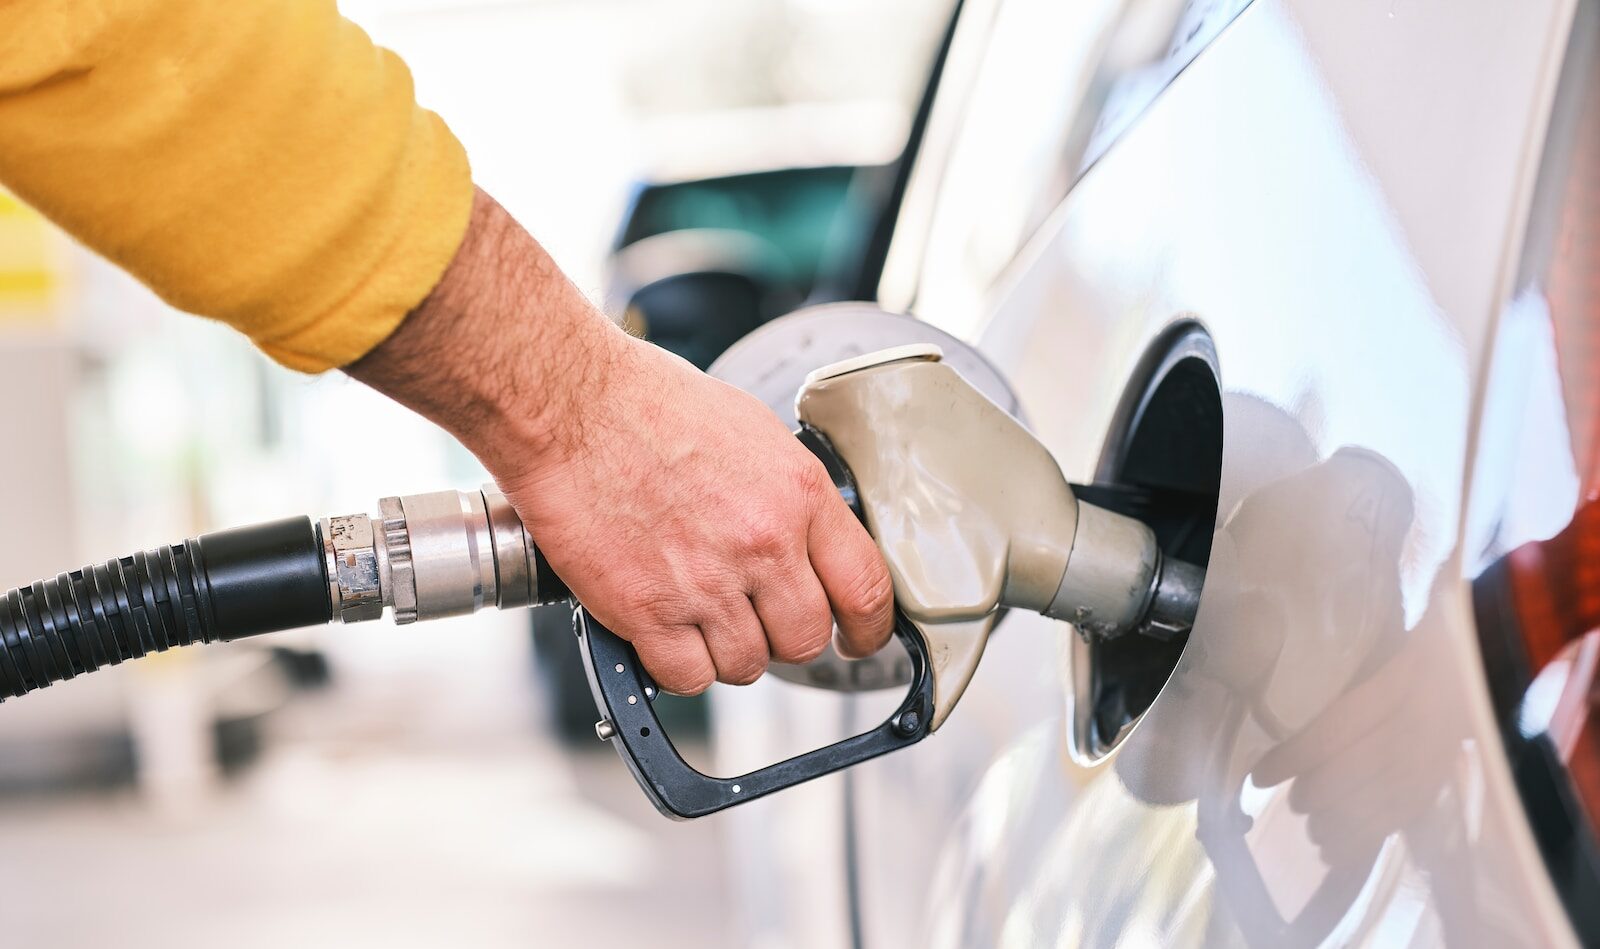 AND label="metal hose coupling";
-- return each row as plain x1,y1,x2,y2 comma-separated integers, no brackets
320,485,569,627
0,485,571,701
